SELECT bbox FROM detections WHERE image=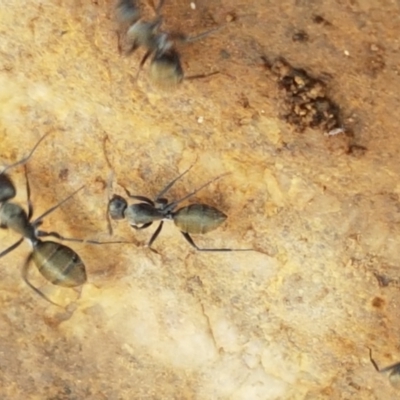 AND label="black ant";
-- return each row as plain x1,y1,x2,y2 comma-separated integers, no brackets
115,0,222,88
106,161,253,252
0,134,125,306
